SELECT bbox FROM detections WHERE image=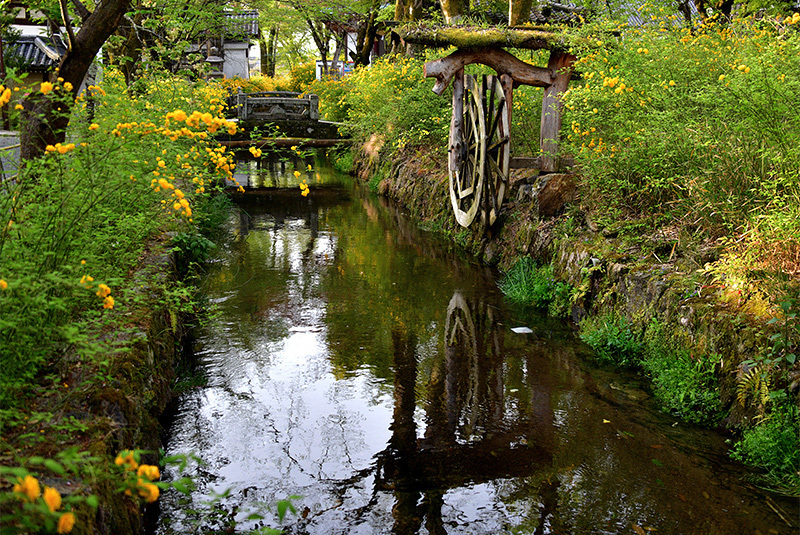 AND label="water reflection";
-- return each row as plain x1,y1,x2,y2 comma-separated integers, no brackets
375,292,558,534
159,163,796,535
